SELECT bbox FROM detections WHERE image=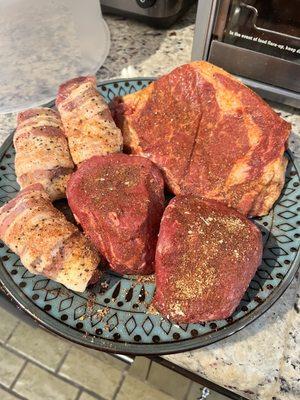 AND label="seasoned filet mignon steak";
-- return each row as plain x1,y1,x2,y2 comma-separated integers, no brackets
67,154,165,275
154,196,262,323
111,61,290,216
